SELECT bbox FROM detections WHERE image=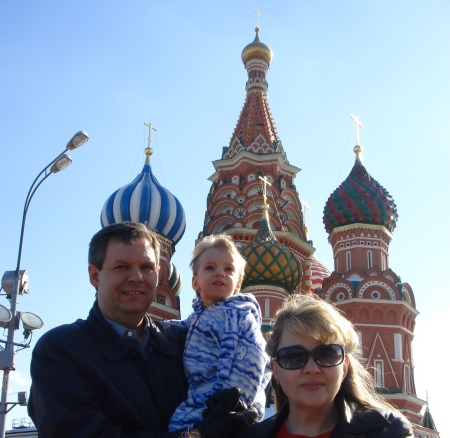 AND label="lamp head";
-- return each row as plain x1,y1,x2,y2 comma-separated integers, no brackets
50,153,72,173
0,304,12,328
66,131,89,150
20,312,44,340
1,270,29,296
